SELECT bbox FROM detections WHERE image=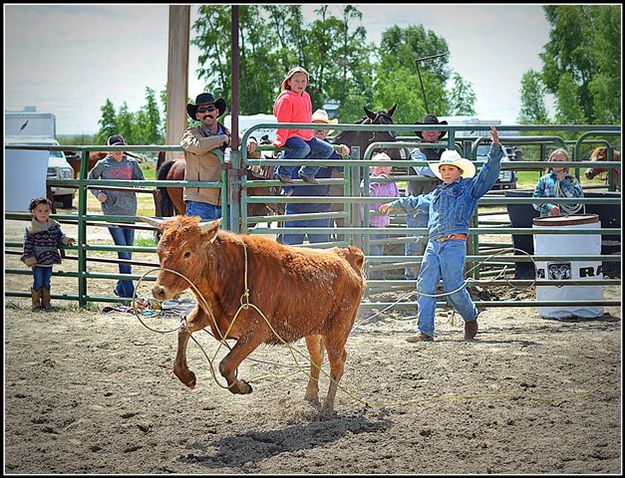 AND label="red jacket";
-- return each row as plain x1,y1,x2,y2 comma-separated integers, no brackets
272,90,314,147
